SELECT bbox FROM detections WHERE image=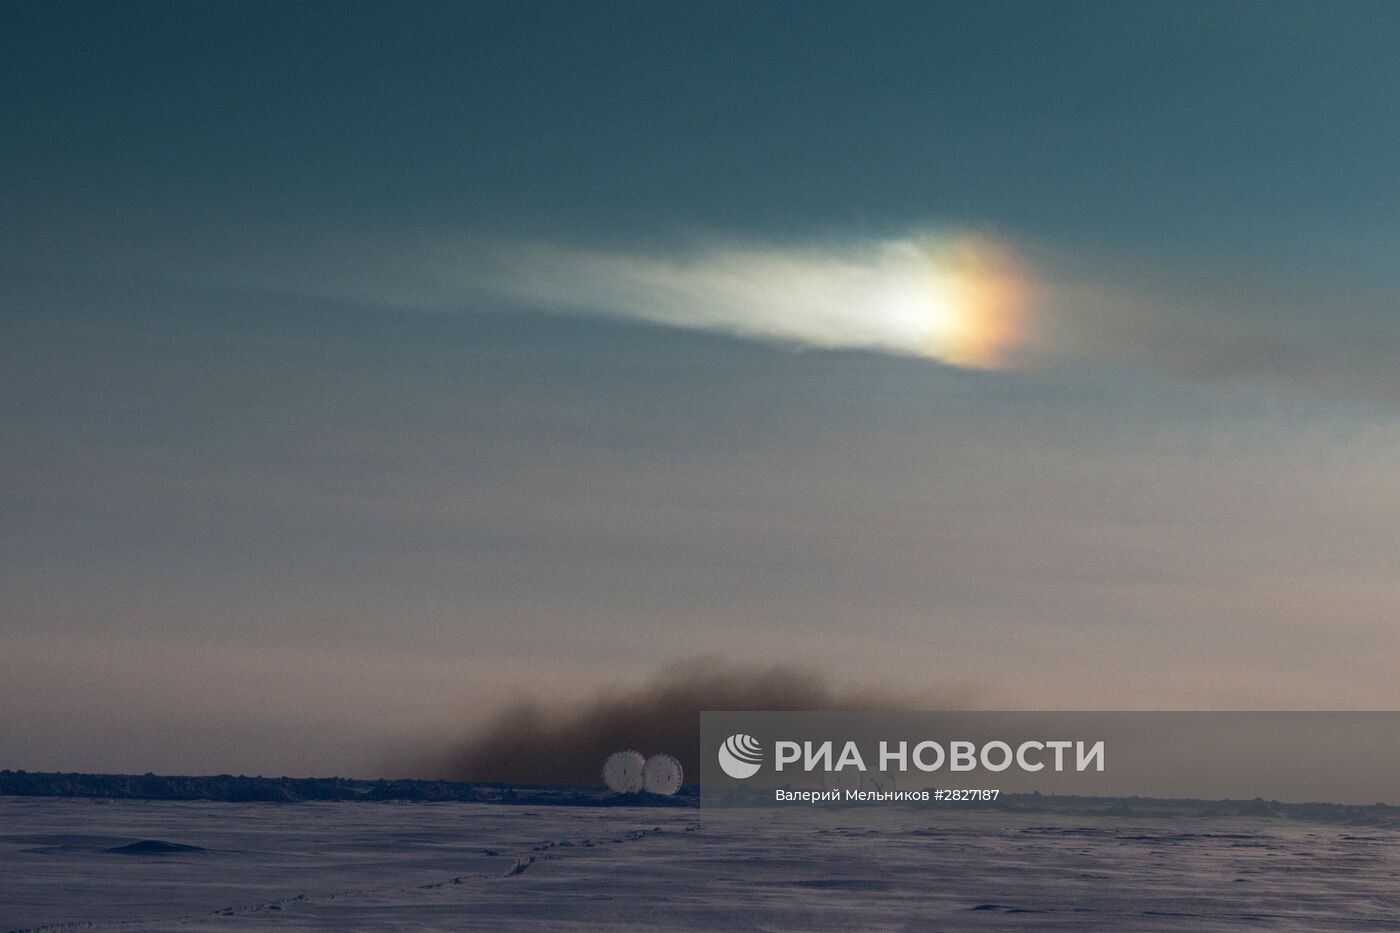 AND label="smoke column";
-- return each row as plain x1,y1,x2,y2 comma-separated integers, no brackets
444,658,964,785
